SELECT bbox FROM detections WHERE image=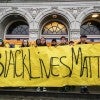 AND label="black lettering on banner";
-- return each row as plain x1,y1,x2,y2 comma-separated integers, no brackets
98,57,100,78
0,46,100,82
80,57,88,77
4,51,7,77
72,47,82,65
22,50,30,79
72,47,82,77
28,49,40,79
86,56,100,78
60,56,72,77
0,53,4,76
0,62,4,76
88,57,92,78
14,50,23,78
4,50,15,78
50,57,59,77
39,58,50,78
